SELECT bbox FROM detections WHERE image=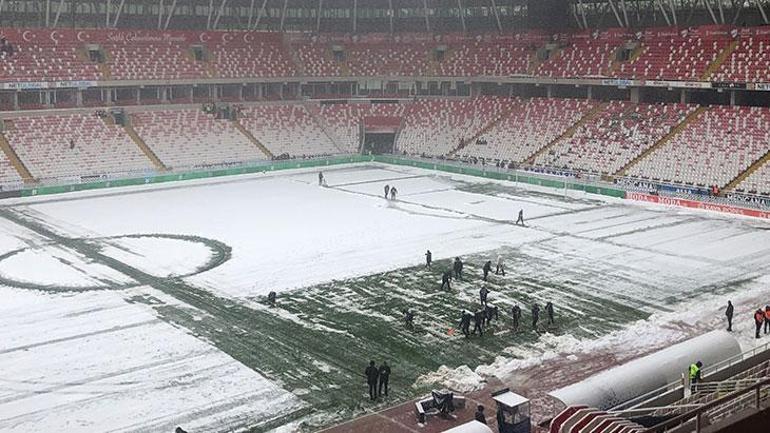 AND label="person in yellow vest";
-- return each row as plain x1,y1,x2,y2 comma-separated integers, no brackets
689,361,703,392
